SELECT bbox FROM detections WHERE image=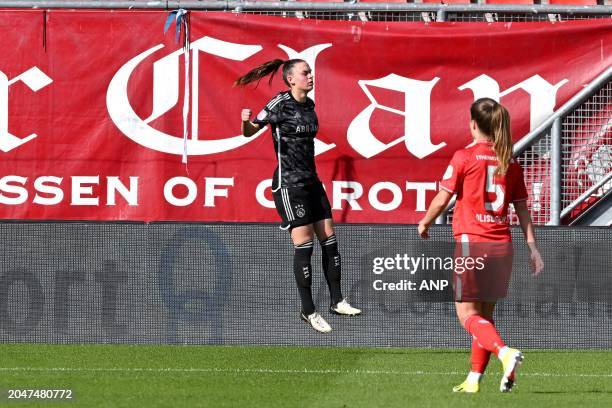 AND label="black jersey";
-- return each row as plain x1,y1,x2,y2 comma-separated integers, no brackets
253,91,319,189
